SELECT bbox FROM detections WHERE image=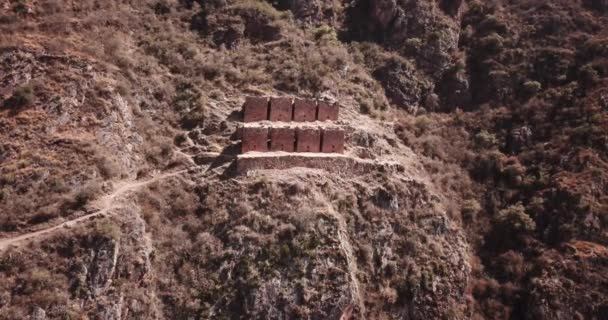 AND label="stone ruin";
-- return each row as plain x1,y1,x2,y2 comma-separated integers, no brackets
234,96,402,174
242,96,339,123
237,96,349,172
239,96,344,154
